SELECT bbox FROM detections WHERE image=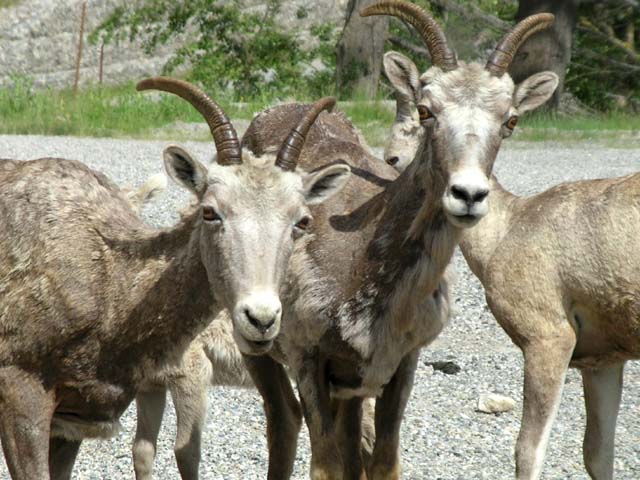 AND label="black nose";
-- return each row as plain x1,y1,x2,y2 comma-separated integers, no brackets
244,308,275,333
450,185,489,206
386,156,399,166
